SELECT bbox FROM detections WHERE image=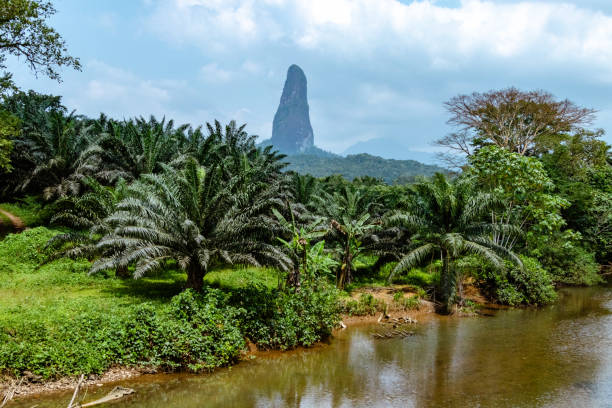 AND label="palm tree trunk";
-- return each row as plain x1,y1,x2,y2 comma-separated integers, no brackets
337,241,353,289
440,252,455,314
115,265,130,279
186,262,205,292
286,266,301,290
